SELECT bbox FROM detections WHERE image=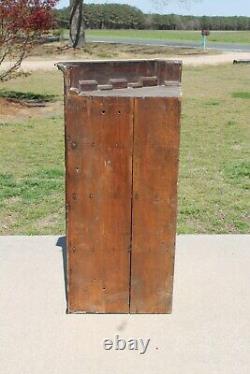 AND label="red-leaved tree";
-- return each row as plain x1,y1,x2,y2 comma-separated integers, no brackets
0,0,58,81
